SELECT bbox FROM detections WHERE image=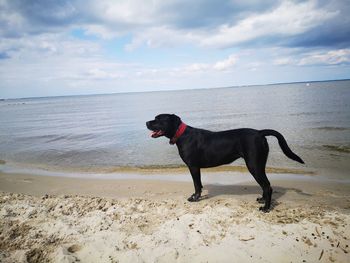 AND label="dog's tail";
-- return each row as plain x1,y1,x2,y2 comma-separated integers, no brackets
259,129,304,164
